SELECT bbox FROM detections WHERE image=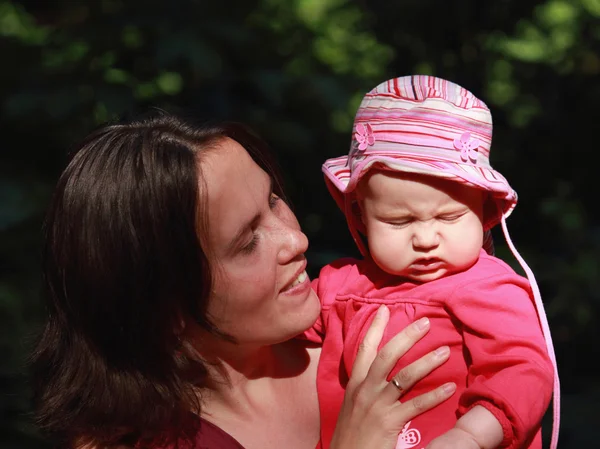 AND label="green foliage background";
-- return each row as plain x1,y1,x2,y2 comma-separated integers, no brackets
1,0,598,447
